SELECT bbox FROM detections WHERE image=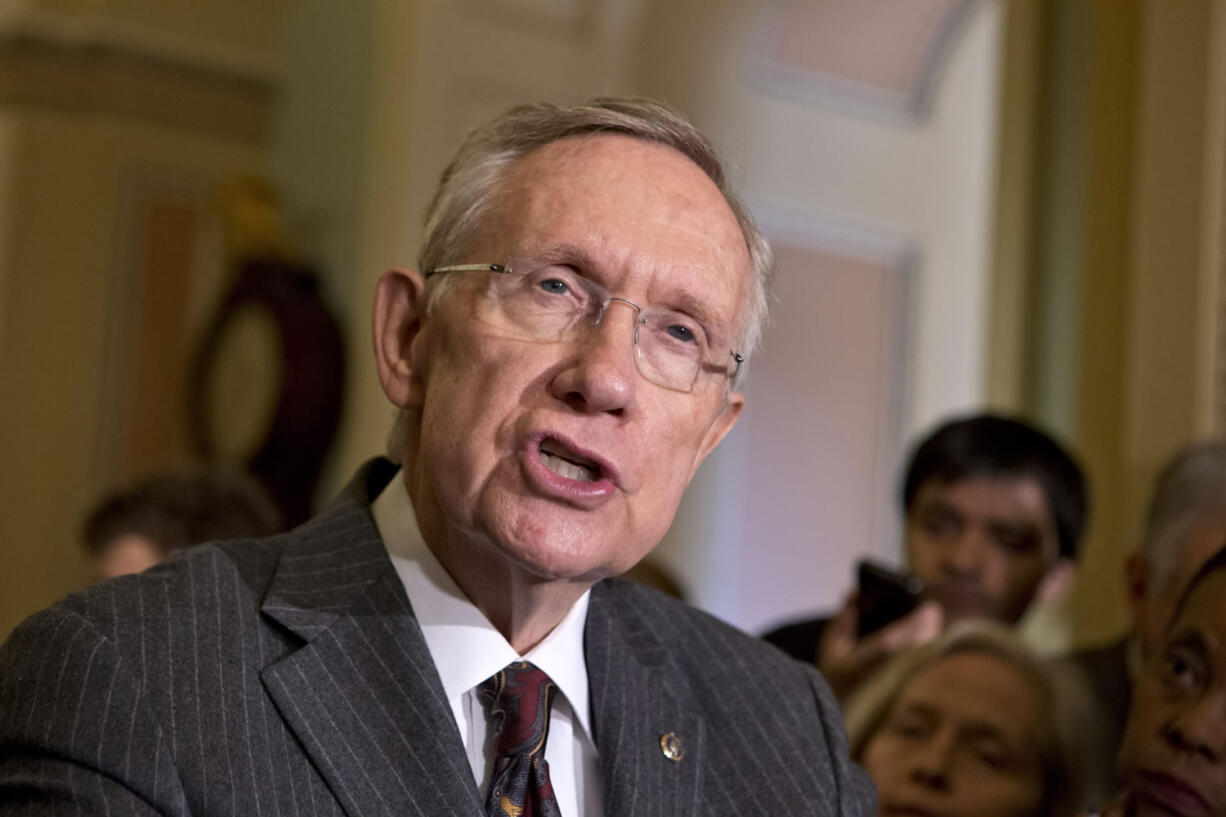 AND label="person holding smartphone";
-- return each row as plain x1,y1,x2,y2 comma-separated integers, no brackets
764,413,1088,699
